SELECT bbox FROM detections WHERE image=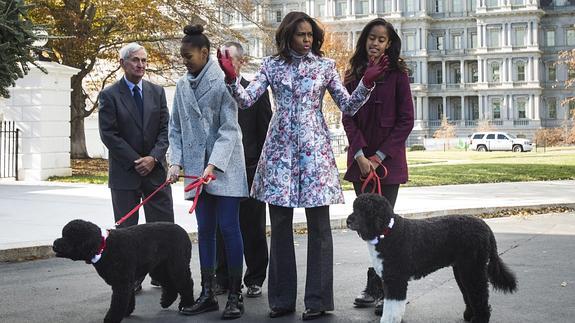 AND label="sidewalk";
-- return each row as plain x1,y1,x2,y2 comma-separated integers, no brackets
1,180,575,260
